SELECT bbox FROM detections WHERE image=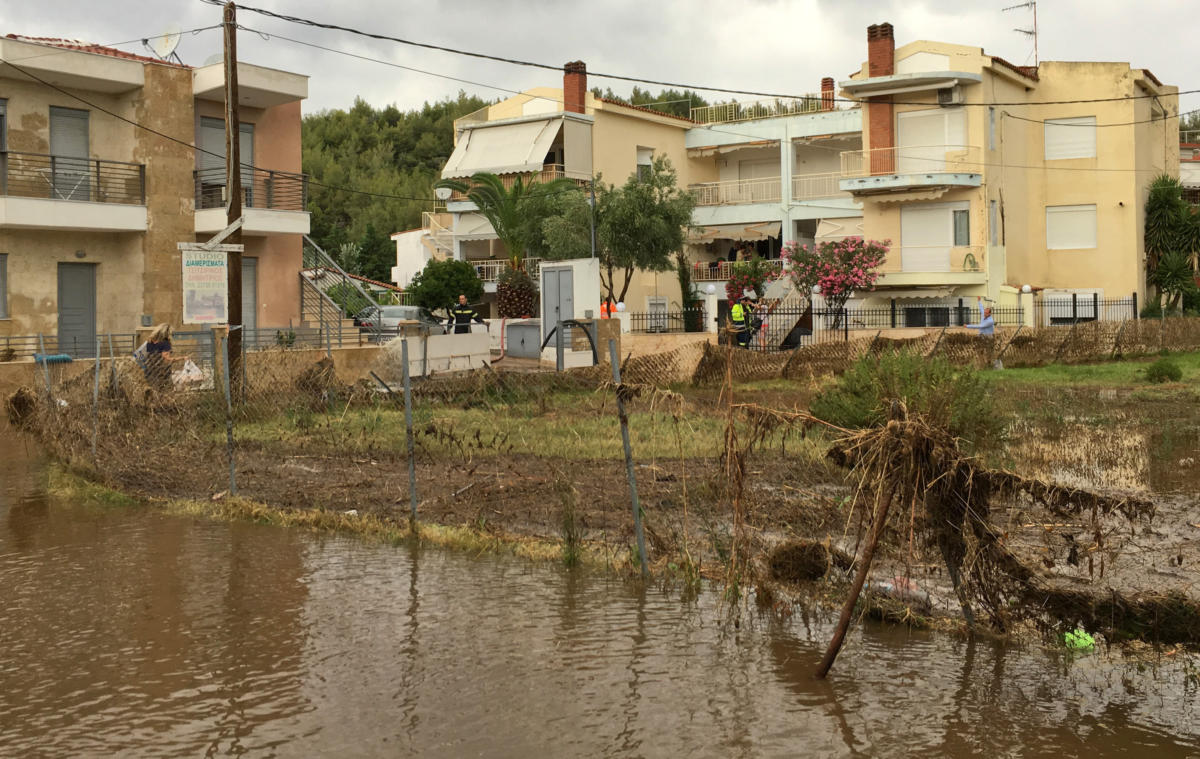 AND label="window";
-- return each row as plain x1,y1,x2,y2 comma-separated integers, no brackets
197,117,254,207
1045,116,1097,160
1046,204,1097,250
953,209,970,246
988,107,995,151
636,146,653,181
989,200,998,245
0,253,7,319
